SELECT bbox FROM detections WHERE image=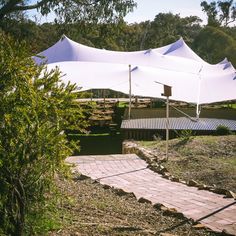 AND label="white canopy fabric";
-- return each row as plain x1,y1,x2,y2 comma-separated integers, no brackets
47,61,200,103
35,35,236,106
